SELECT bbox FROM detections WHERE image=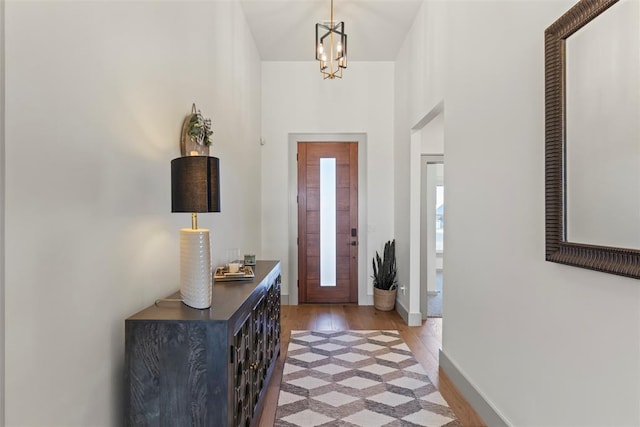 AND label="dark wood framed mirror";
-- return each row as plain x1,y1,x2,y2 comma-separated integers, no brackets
545,0,640,279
